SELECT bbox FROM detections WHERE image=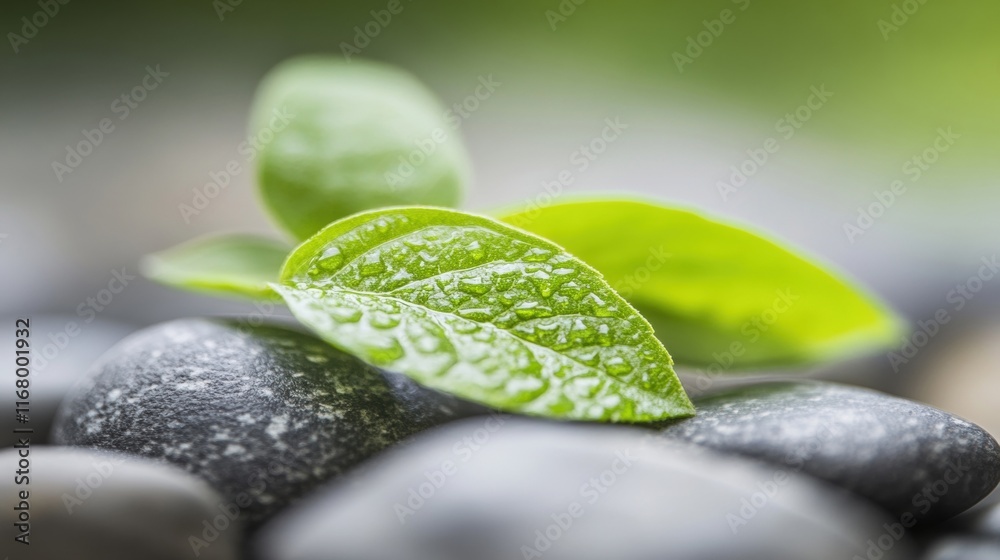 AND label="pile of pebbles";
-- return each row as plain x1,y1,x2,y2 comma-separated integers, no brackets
4,317,999,560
